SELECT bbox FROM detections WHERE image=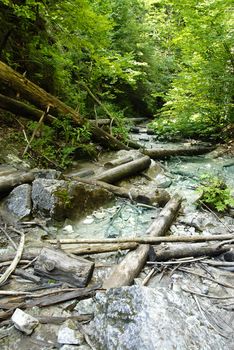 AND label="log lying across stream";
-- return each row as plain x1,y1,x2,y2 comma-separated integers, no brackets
143,145,215,159
93,156,151,184
102,194,182,289
0,172,35,195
